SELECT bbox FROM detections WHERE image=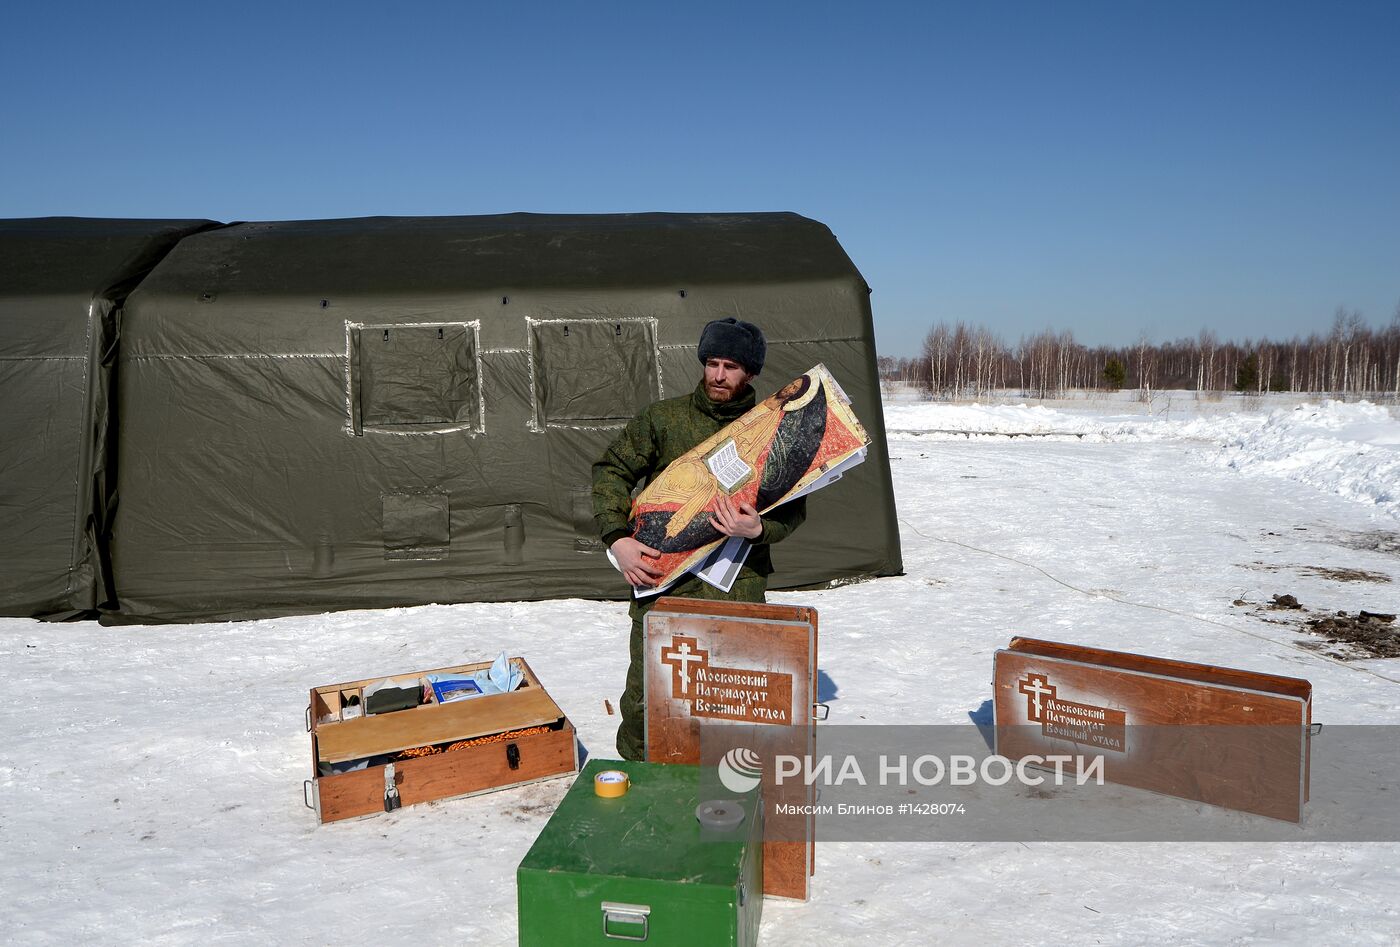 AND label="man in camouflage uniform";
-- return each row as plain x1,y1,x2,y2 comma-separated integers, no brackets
592,317,806,760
